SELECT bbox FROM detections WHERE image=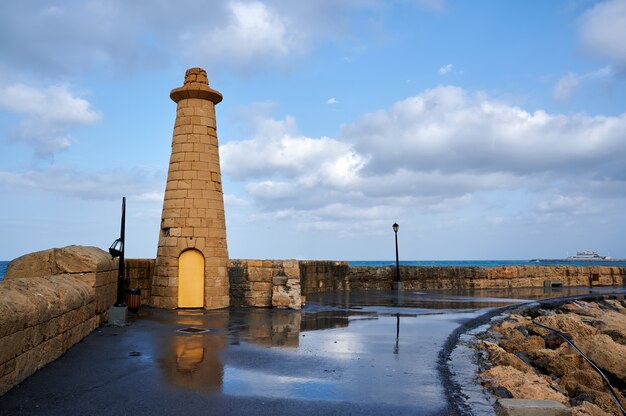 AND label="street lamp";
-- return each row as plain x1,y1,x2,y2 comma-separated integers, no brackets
109,197,127,309
393,222,401,290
